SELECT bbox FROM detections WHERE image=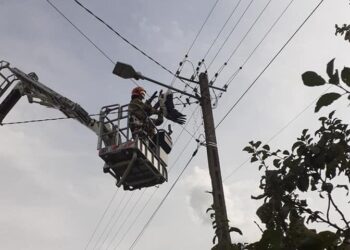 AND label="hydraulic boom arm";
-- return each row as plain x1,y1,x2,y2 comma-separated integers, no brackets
0,60,114,145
